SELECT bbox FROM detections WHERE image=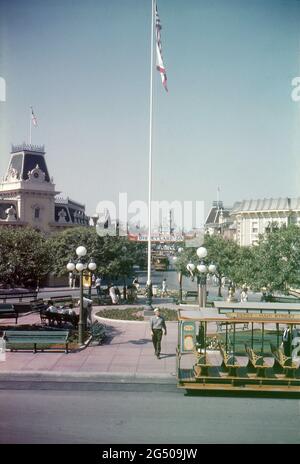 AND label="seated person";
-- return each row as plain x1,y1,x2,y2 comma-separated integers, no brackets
64,303,76,316
46,300,58,313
